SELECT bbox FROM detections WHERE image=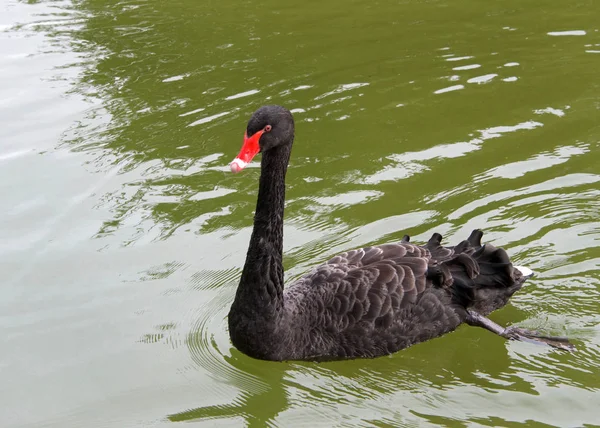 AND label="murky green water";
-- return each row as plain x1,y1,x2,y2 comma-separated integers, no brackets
1,0,599,426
